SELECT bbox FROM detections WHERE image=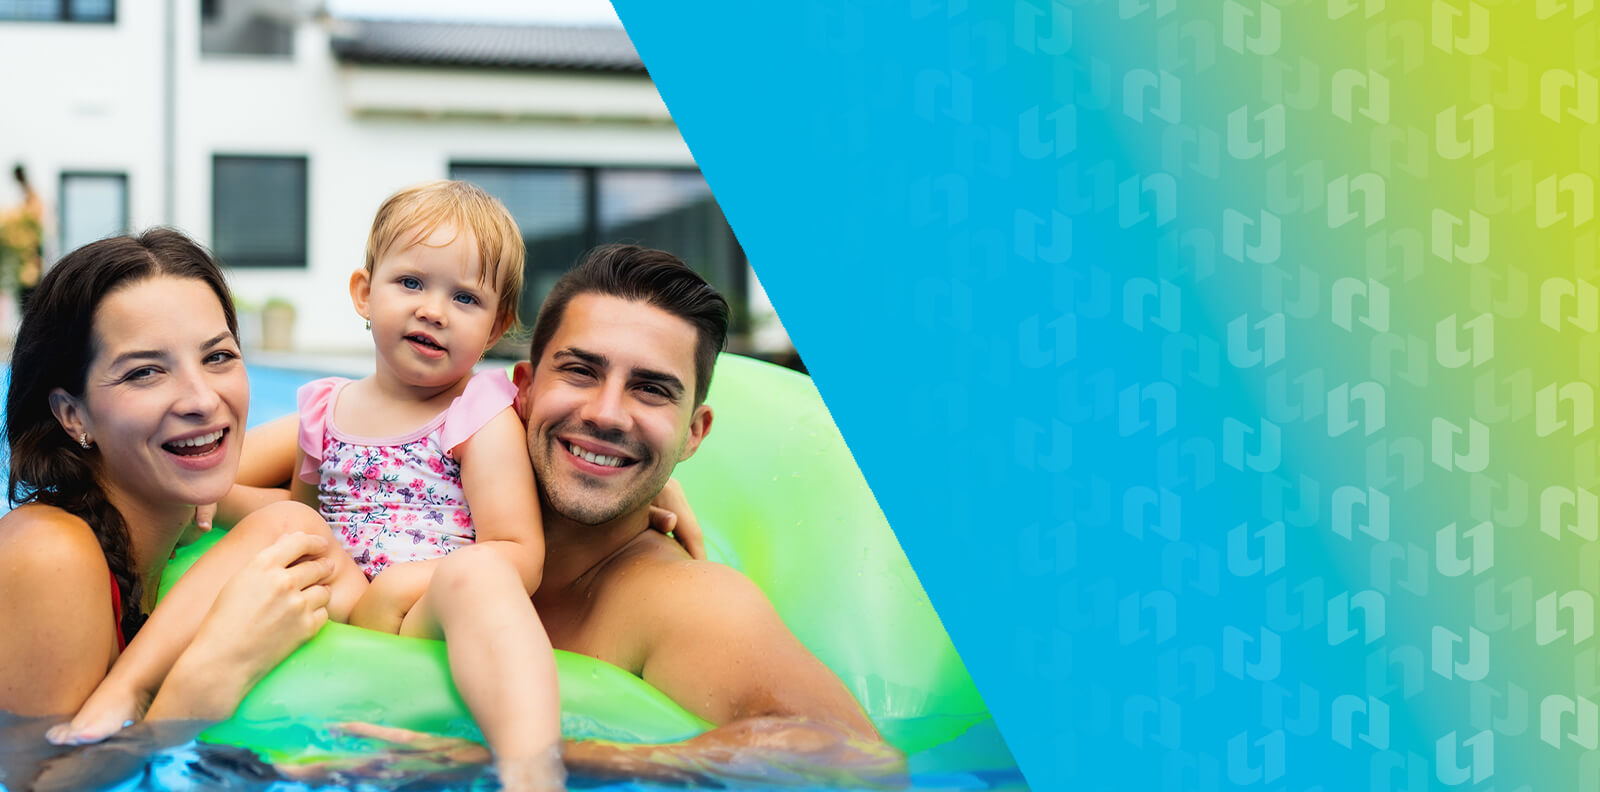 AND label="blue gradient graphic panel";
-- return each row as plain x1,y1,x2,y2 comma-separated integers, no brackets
615,2,1591,789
